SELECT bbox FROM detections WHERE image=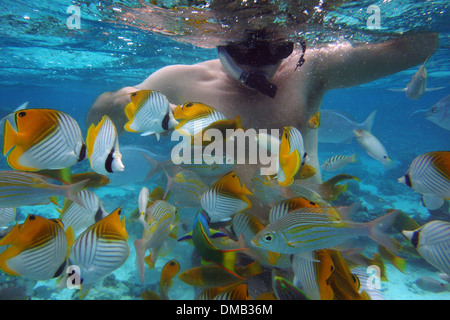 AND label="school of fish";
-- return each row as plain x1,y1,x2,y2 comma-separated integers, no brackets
0,84,448,300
